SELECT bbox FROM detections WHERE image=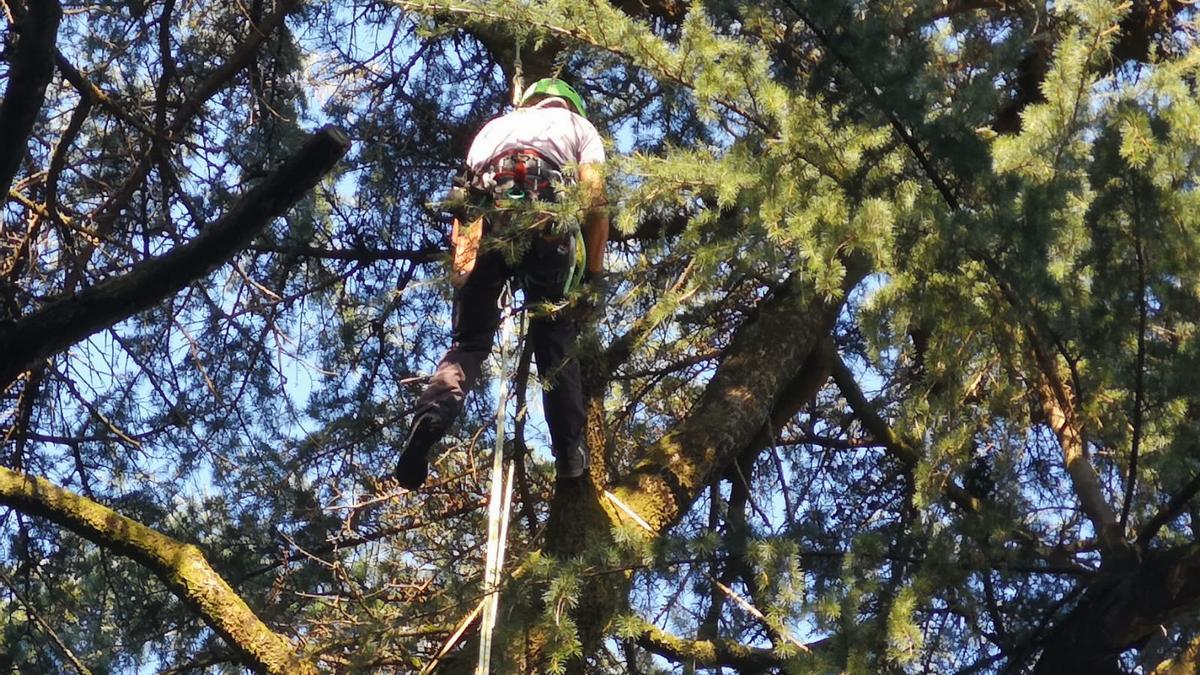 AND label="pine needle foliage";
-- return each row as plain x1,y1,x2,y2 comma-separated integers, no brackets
3,0,1200,673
